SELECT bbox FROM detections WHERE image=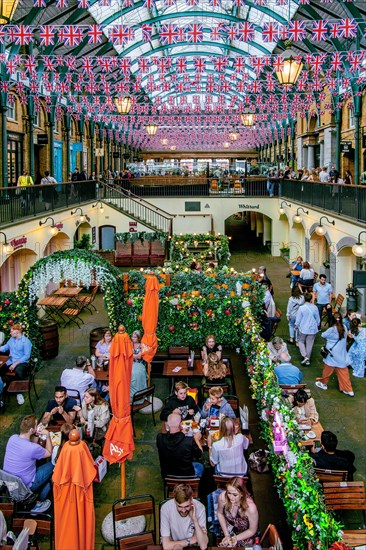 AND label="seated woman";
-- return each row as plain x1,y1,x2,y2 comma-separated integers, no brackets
202,334,223,364
95,329,113,362
298,261,314,291
217,477,259,547
208,416,249,476
267,337,291,364
203,352,227,385
130,330,148,403
201,387,235,420
76,387,110,444
289,256,303,288
160,381,199,421
348,318,366,378
288,389,319,426
51,422,74,465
